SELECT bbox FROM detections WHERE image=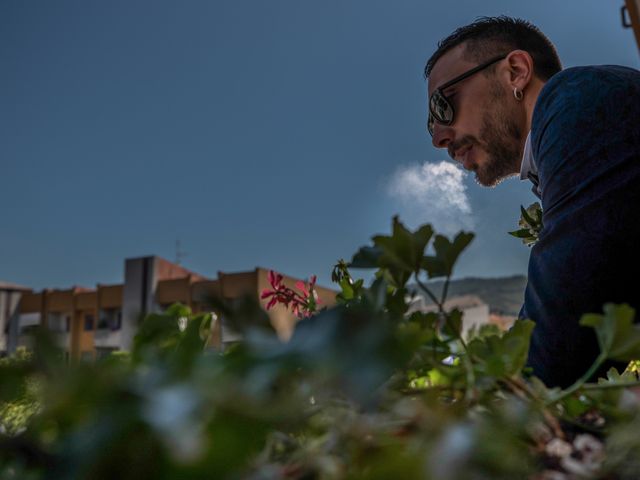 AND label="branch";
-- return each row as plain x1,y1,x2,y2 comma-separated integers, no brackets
545,353,608,406
440,275,450,307
415,276,440,307
415,275,468,353
580,379,640,390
